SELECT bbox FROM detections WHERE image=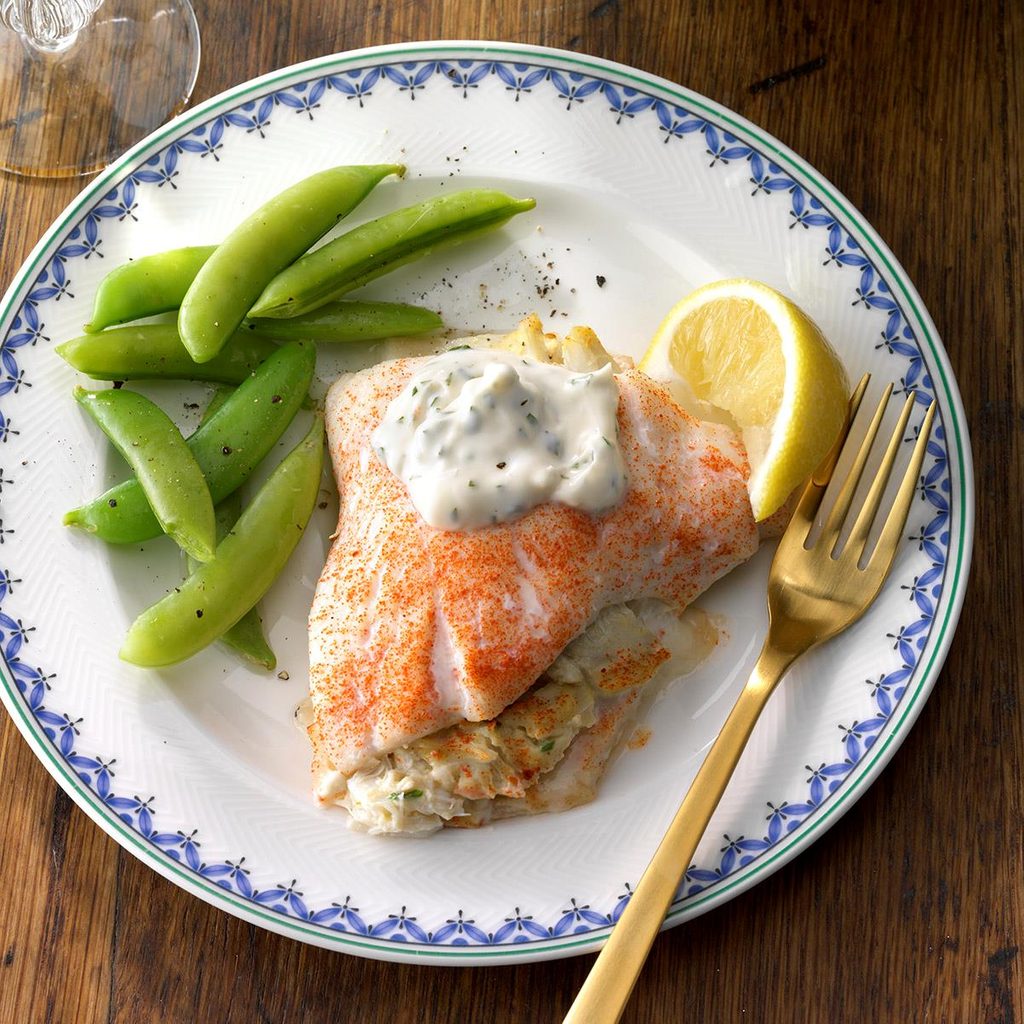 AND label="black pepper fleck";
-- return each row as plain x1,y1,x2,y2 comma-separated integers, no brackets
222,445,232,455
107,499,117,507
195,609,204,618
271,395,282,404
596,275,606,288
